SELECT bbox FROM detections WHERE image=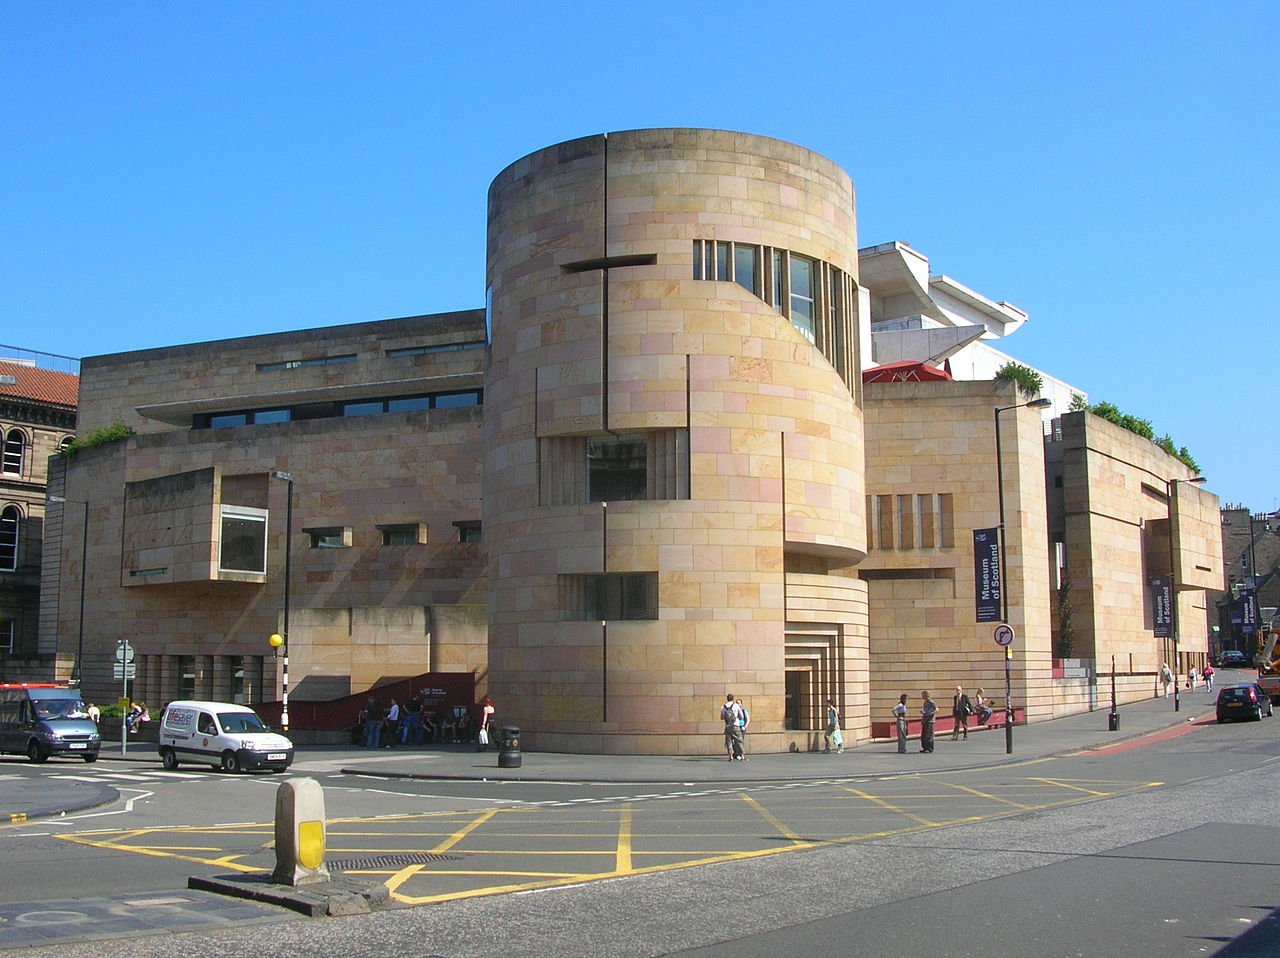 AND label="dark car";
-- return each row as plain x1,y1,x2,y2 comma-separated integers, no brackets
1218,650,1249,668
1216,684,1274,723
